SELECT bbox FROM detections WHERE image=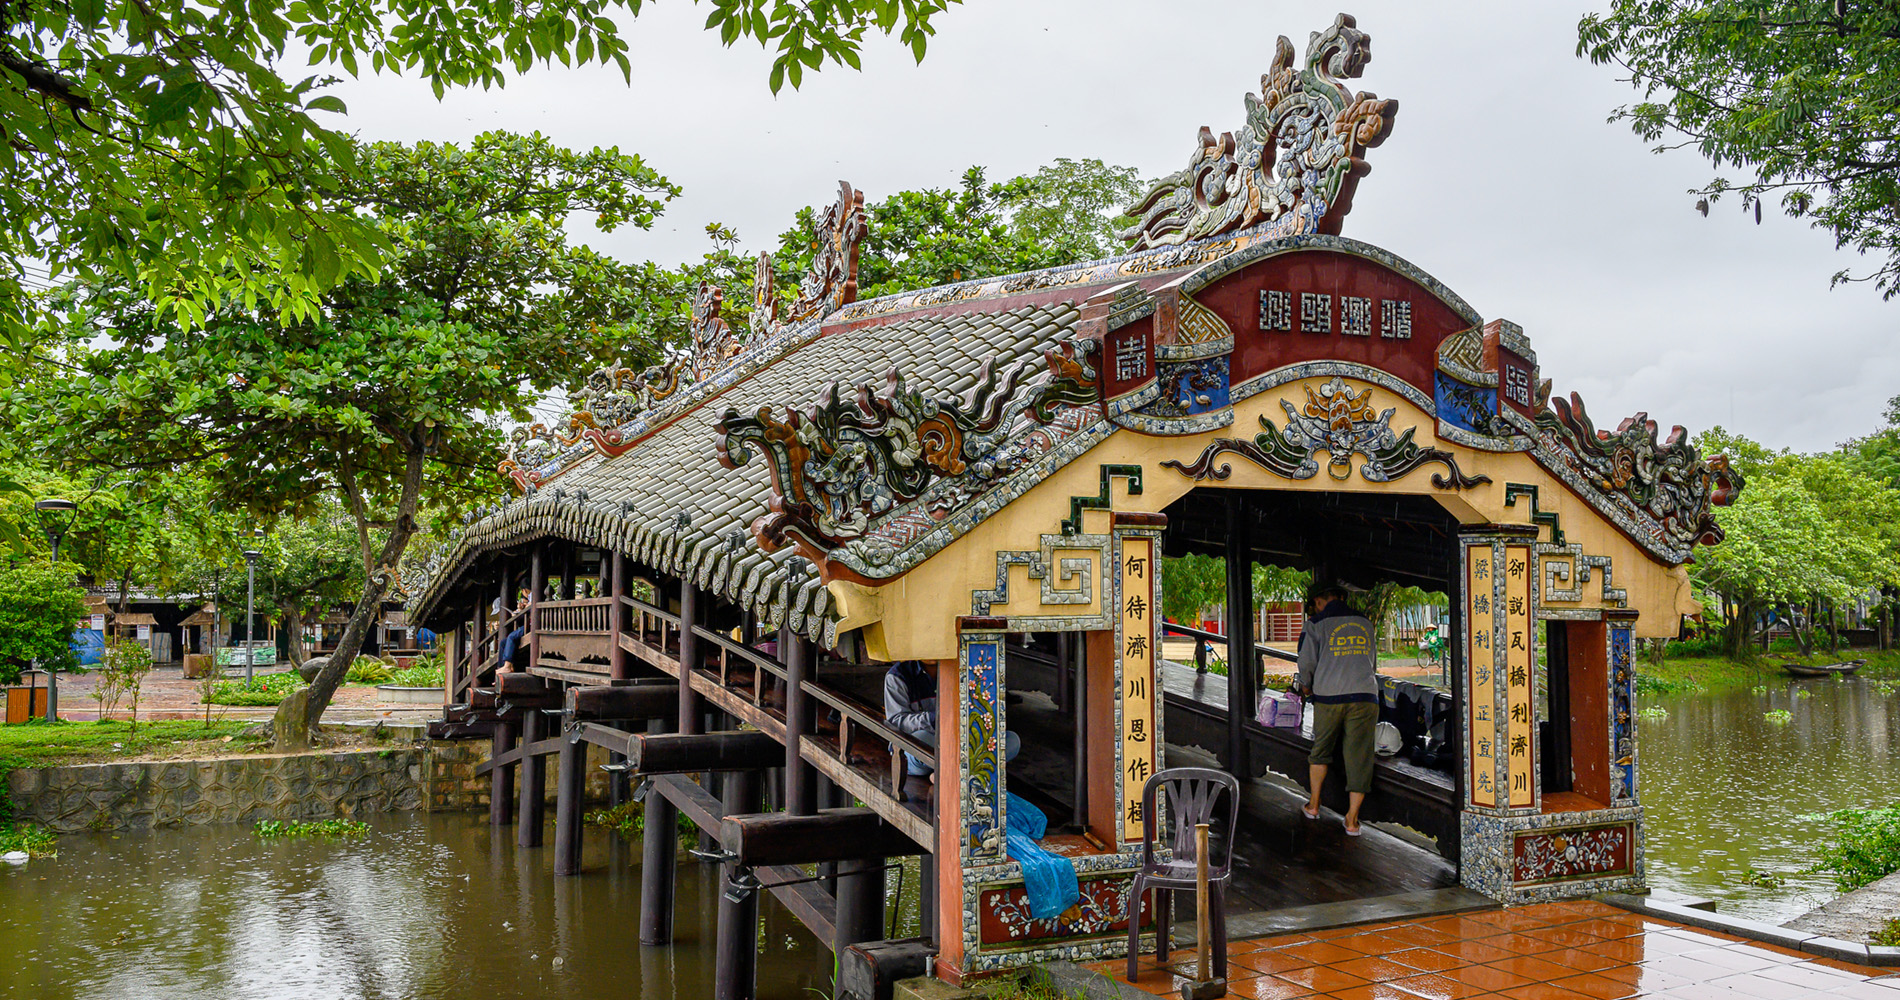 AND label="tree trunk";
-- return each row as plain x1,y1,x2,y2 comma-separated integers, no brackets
301,444,427,730
282,604,306,669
